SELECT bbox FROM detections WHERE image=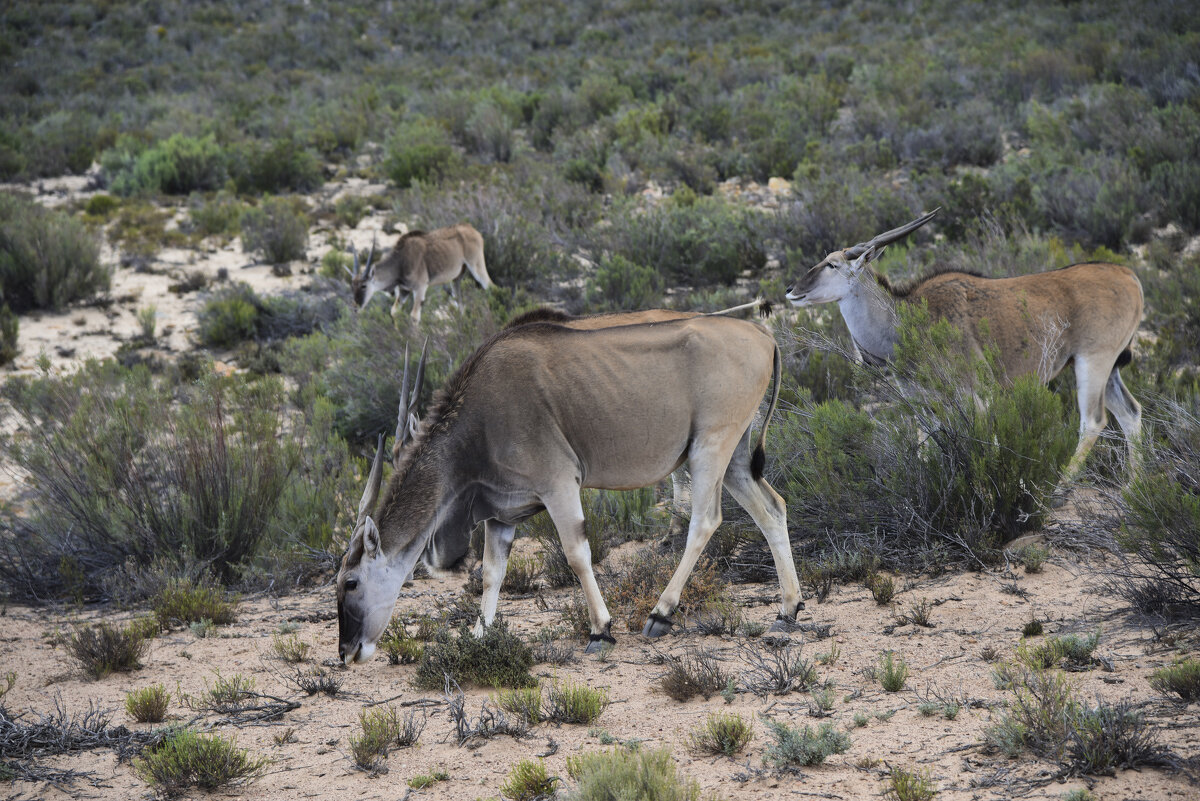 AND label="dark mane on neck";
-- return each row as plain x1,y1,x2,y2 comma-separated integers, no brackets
873,264,985,298
397,230,427,245
506,307,574,328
